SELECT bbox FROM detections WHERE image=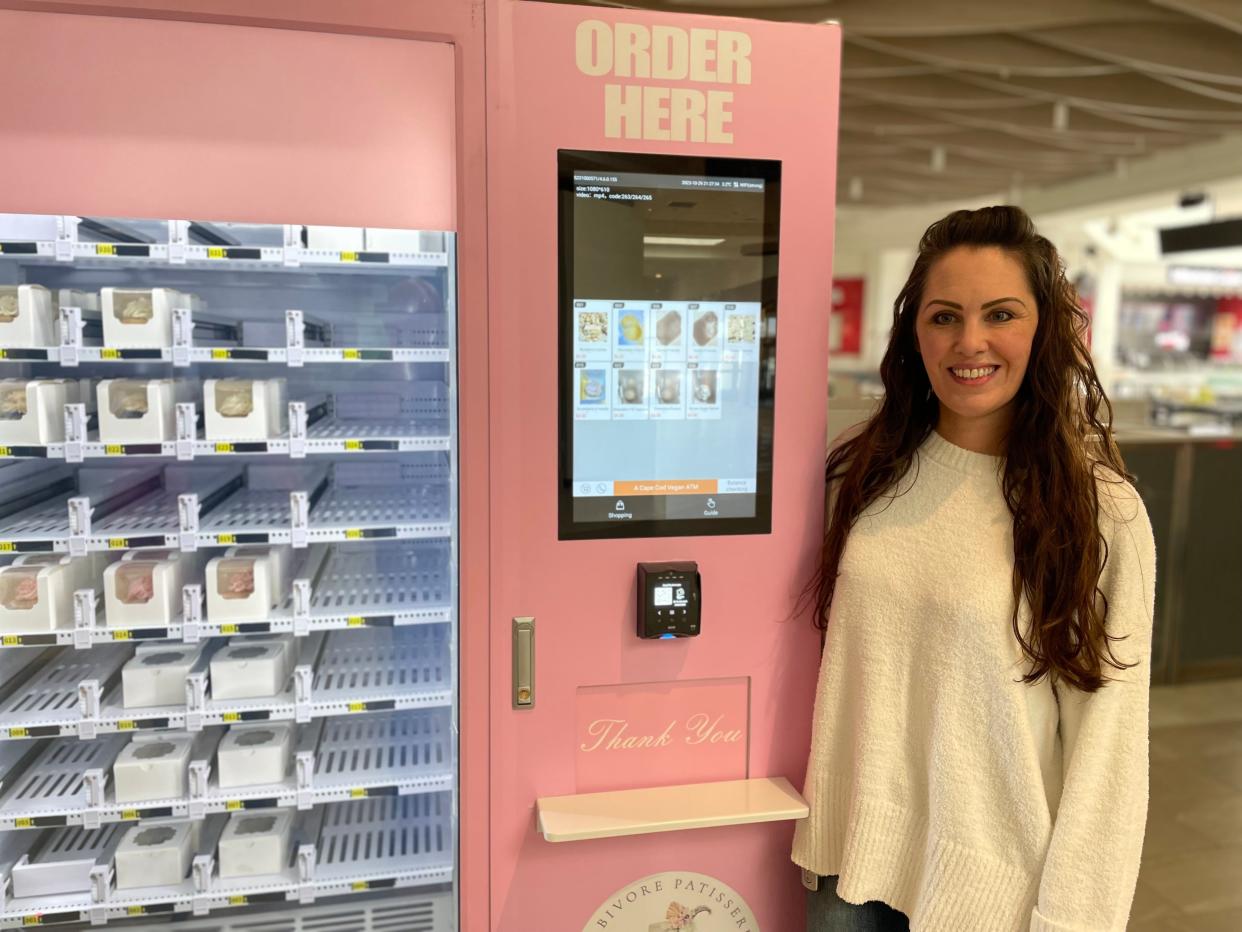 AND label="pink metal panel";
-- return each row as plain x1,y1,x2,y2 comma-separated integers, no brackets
0,5,492,929
487,2,840,928
0,9,454,230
